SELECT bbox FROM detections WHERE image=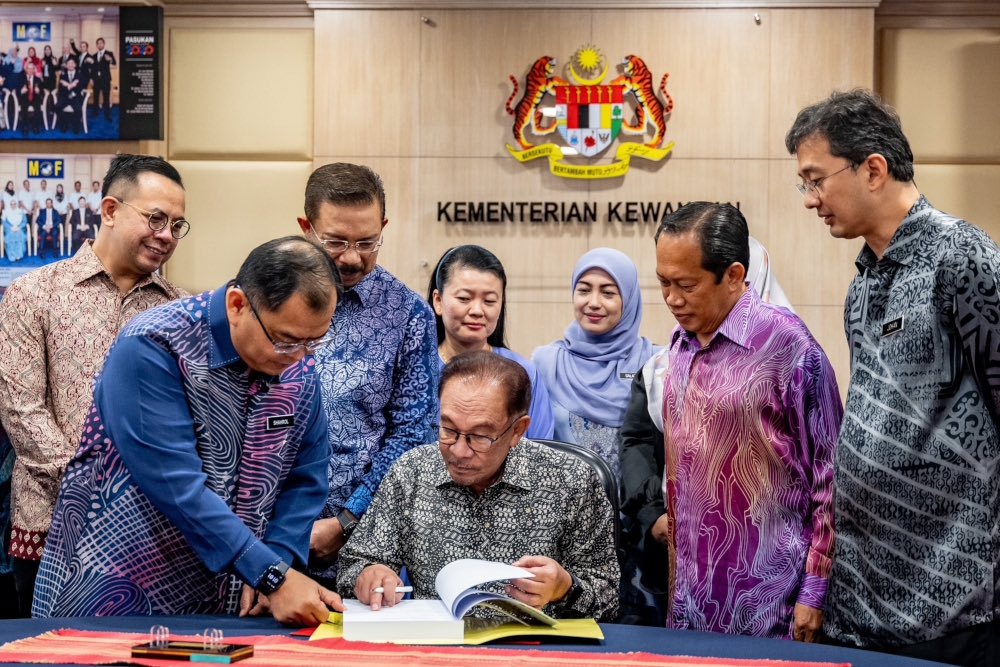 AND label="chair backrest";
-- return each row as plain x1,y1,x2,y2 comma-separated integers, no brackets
533,438,622,555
